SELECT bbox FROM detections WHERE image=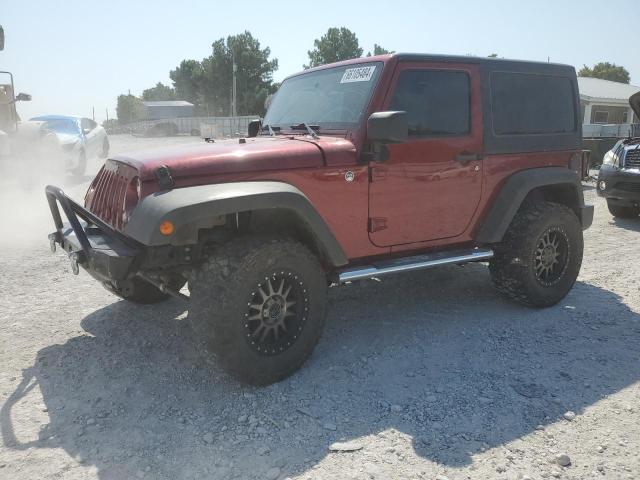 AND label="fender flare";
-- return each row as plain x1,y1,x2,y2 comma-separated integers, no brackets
474,167,589,243
125,181,348,267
